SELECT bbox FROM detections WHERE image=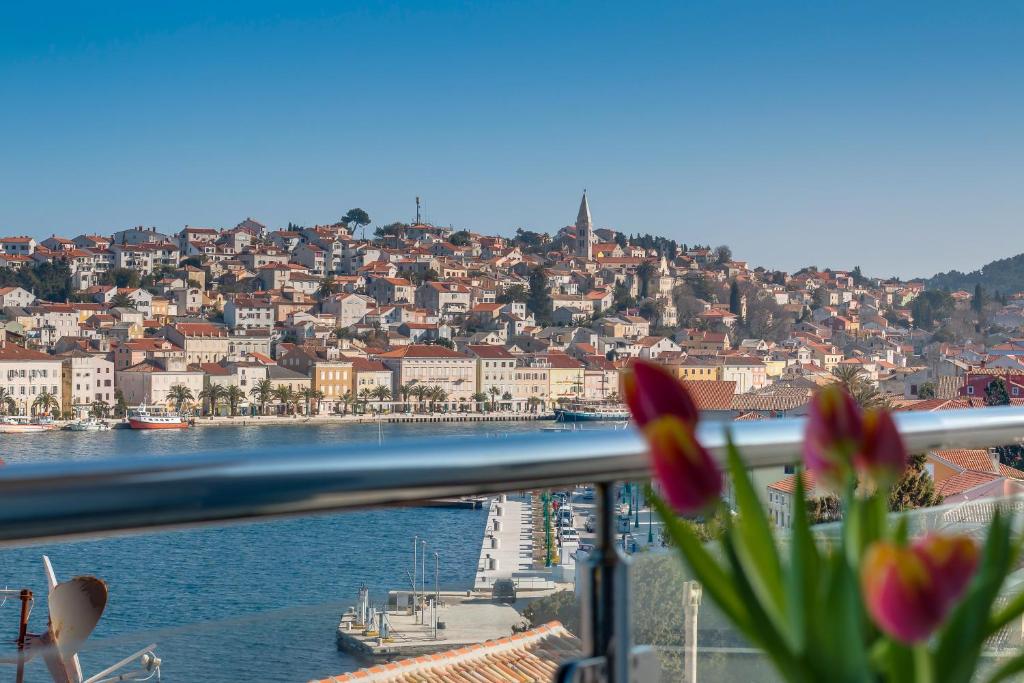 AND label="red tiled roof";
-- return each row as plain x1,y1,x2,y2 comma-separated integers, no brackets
0,342,55,362
936,470,1000,498
768,472,816,495
466,344,515,359
376,344,468,359
931,449,995,473
317,621,579,683
681,380,737,411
